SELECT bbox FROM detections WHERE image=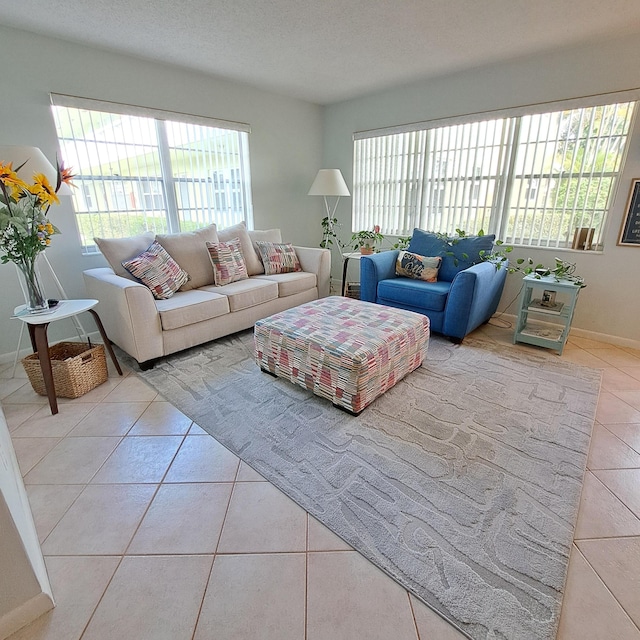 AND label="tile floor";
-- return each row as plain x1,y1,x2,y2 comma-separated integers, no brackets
2,323,640,640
